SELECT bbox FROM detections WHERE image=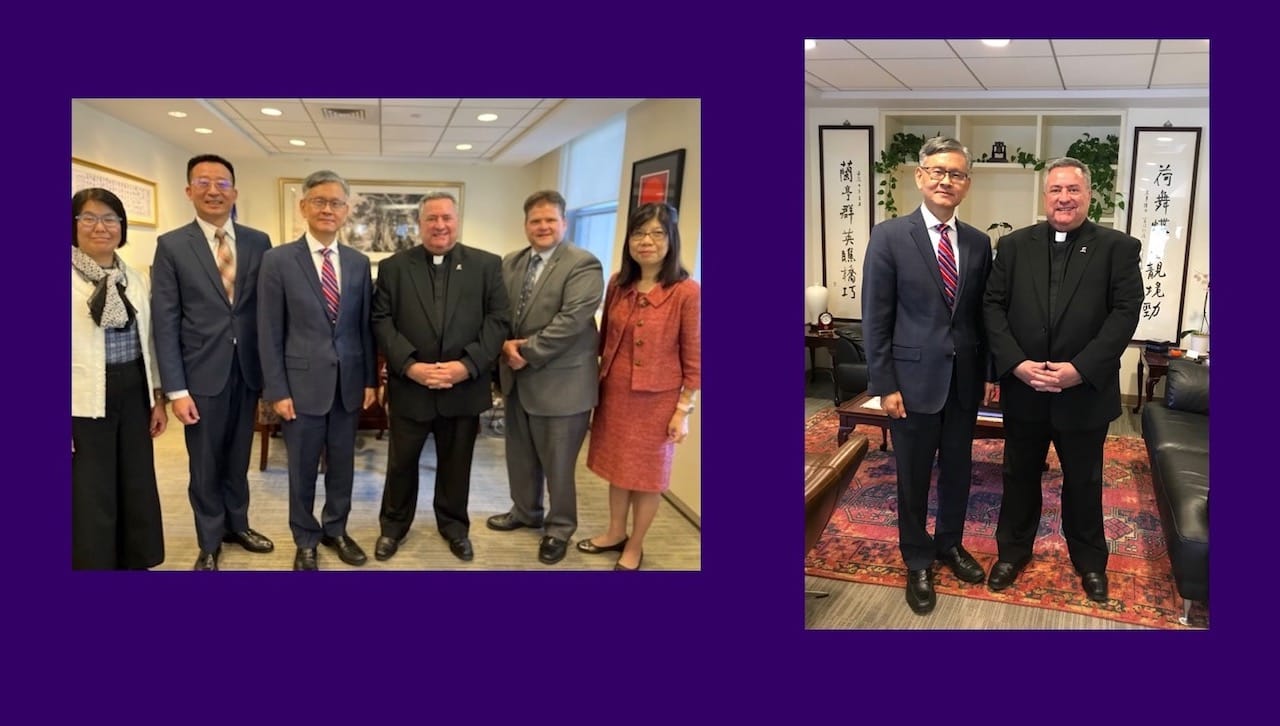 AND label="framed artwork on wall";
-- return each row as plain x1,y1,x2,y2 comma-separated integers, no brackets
626,148,686,221
72,157,158,227
817,125,874,321
279,178,465,264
